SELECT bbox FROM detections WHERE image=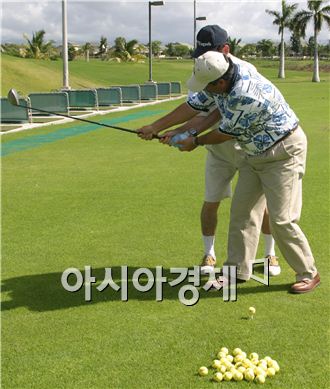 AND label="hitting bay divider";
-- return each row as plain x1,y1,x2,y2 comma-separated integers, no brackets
1,97,31,123
29,92,70,114
96,87,122,106
1,109,165,157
